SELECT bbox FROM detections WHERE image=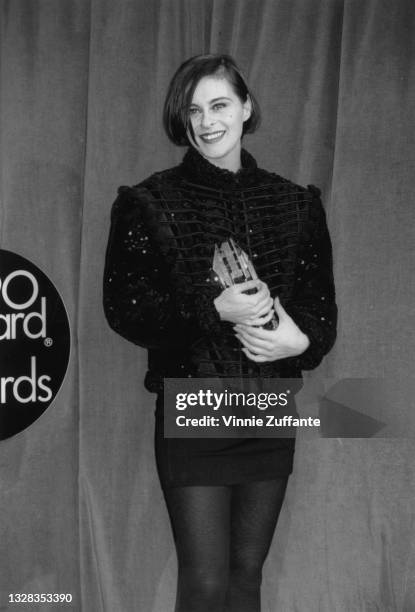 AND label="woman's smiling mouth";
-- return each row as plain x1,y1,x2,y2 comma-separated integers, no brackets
199,130,226,143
